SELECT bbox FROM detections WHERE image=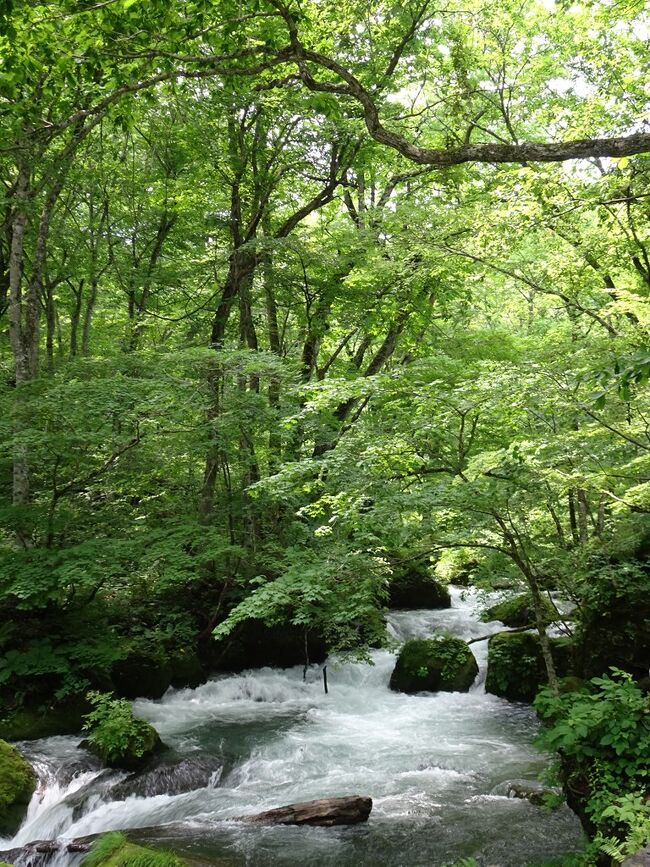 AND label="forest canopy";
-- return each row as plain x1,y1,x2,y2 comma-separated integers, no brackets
1,0,649,727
